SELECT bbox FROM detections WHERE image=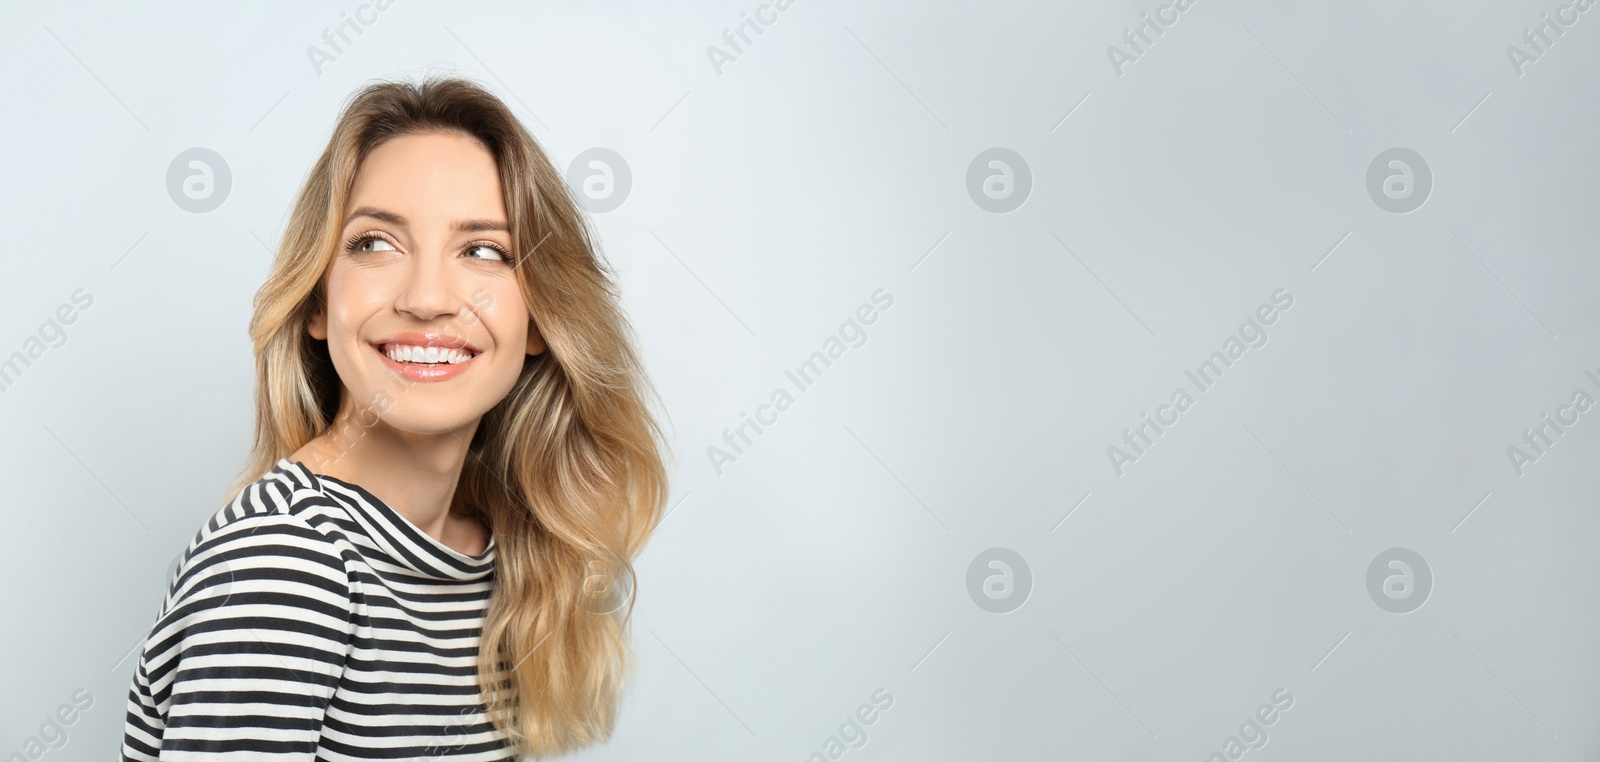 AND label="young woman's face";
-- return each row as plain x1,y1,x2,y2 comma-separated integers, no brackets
309,129,544,435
